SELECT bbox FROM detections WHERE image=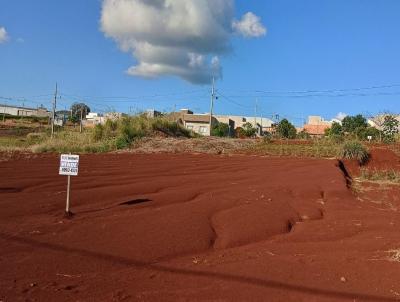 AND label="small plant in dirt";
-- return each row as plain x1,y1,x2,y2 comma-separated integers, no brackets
340,141,369,164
